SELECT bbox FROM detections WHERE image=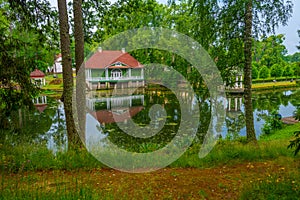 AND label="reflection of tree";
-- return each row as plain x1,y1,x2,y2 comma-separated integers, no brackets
226,112,246,140
253,89,300,123
0,98,56,145
44,102,67,152
253,92,281,113
104,89,182,152
290,90,300,107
